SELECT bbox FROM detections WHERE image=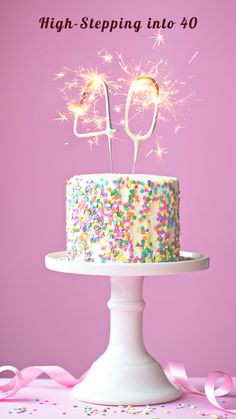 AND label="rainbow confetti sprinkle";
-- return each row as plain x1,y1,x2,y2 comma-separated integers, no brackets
66,174,180,263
